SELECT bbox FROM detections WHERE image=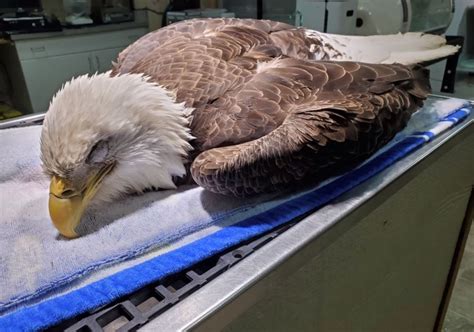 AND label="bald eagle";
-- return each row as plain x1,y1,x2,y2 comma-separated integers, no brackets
40,19,459,238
